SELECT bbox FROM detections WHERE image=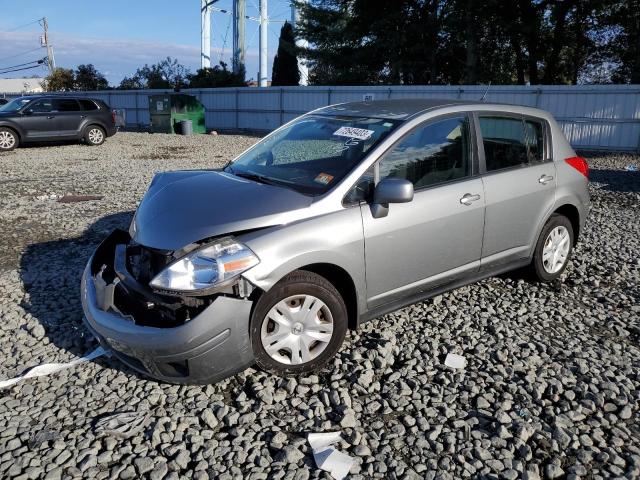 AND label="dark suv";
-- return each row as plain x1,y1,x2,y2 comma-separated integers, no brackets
0,95,117,151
